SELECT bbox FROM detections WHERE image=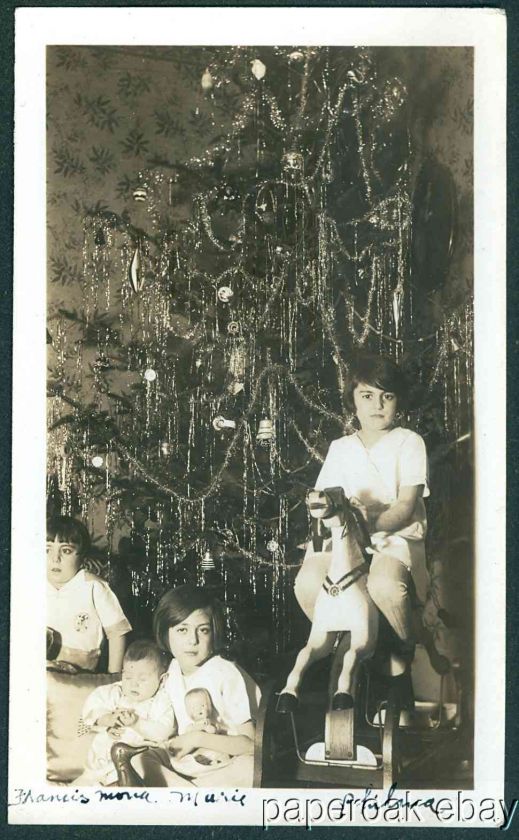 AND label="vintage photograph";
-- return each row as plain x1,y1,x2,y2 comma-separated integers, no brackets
45,42,475,791
8,6,507,827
